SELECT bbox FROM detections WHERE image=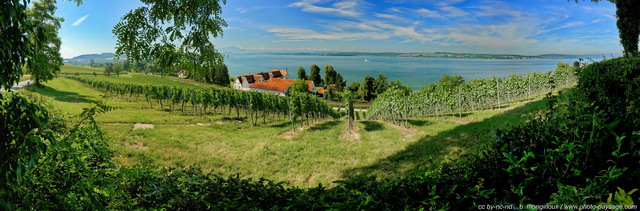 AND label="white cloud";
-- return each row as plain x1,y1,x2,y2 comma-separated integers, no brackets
72,15,89,27
289,0,363,18
440,6,469,17
374,13,409,22
415,8,444,19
